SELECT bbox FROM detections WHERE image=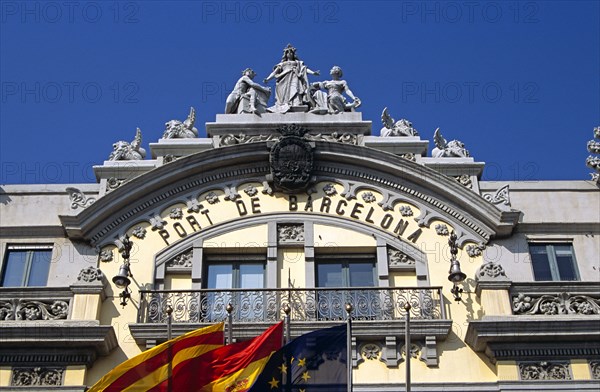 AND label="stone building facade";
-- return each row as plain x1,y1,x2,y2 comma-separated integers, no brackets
1,59,599,391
